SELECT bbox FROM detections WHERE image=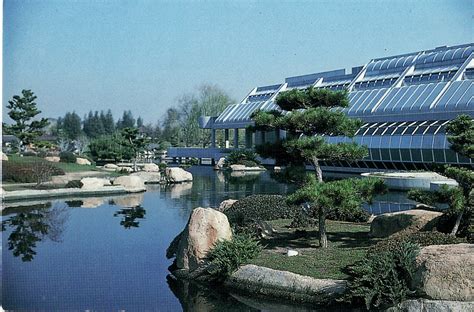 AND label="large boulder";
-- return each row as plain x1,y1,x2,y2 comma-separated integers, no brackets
80,177,112,189
166,167,193,183
76,157,91,165
173,208,232,272
131,171,161,183
412,243,473,301
225,265,346,305
1,151,8,161
369,209,442,238
388,299,474,312
113,176,146,192
216,199,237,212
44,156,60,162
143,163,160,172
116,166,133,173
